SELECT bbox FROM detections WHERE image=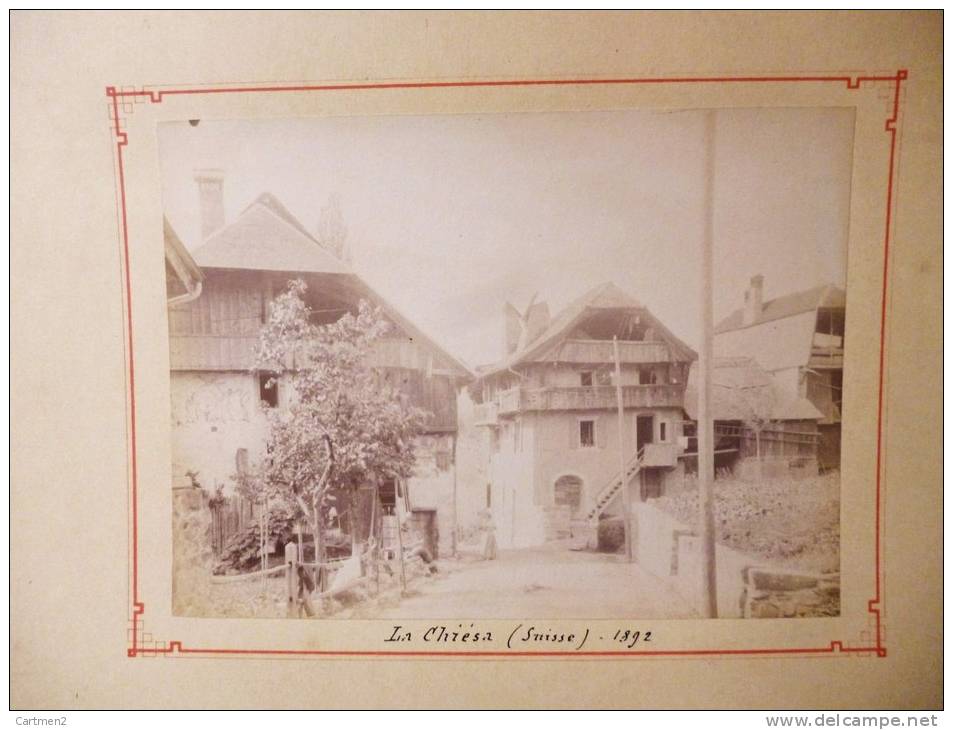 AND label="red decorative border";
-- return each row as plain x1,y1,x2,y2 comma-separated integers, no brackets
108,70,907,660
